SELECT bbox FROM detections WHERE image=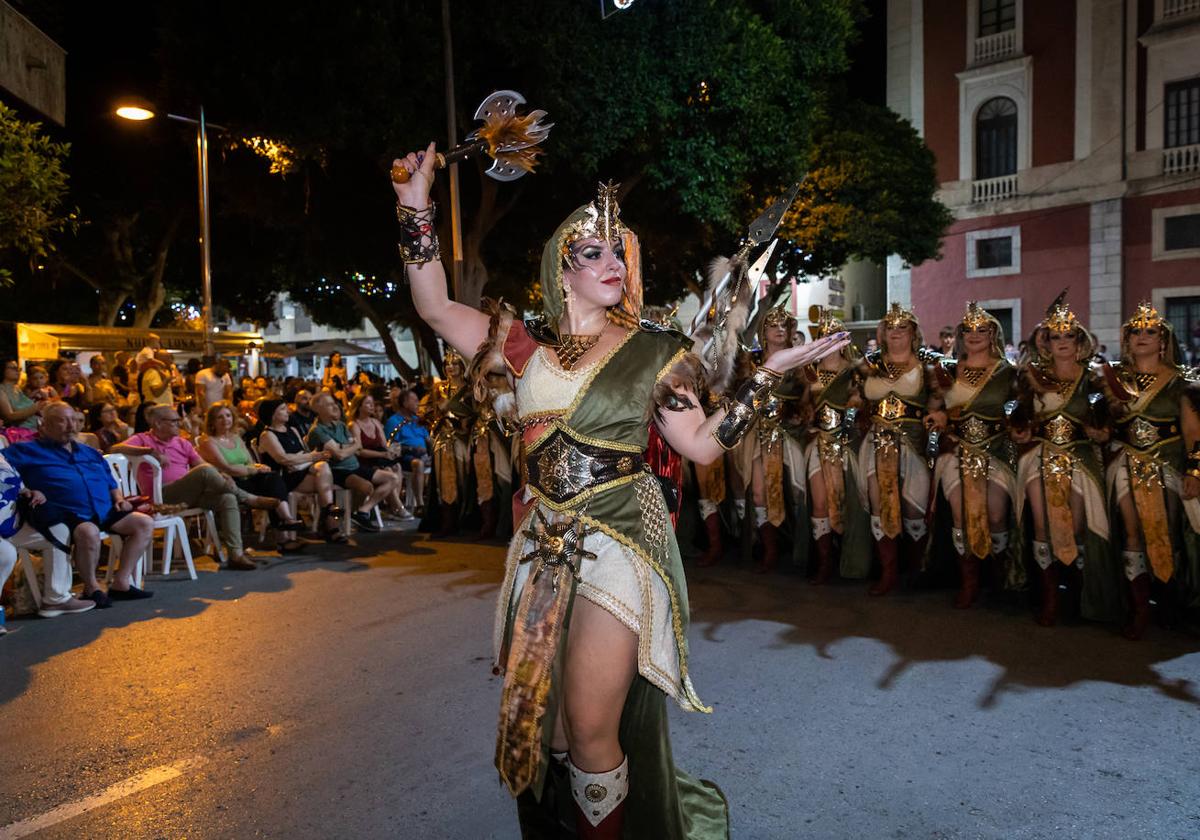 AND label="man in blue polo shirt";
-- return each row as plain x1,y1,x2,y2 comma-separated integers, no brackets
5,402,156,608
